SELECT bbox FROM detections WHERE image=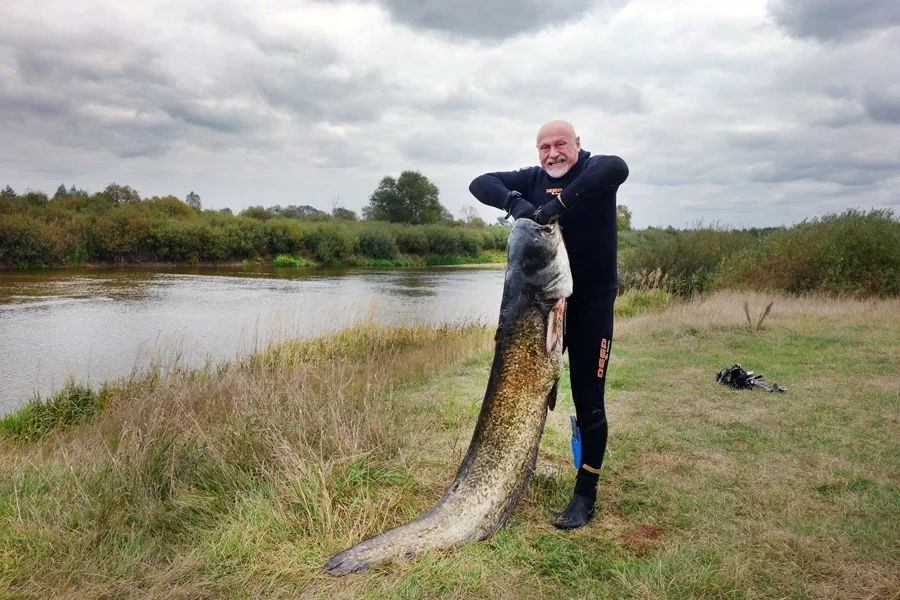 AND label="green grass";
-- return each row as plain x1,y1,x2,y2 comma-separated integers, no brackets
1,292,898,598
0,383,108,442
272,254,308,267
268,251,505,269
